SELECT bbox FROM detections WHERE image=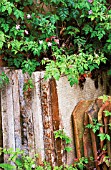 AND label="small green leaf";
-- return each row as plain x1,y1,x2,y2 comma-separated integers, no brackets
64,147,72,152
106,134,110,141
0,163,16,170
104,110,111,117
